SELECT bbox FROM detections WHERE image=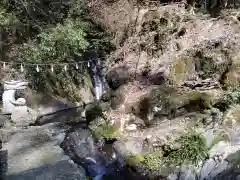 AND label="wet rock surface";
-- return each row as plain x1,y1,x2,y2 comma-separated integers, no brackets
60,127,119,179
7,160,86,180
0,120,88,180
